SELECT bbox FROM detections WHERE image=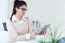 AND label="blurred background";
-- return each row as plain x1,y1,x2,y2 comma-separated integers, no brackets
0,0,65,42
